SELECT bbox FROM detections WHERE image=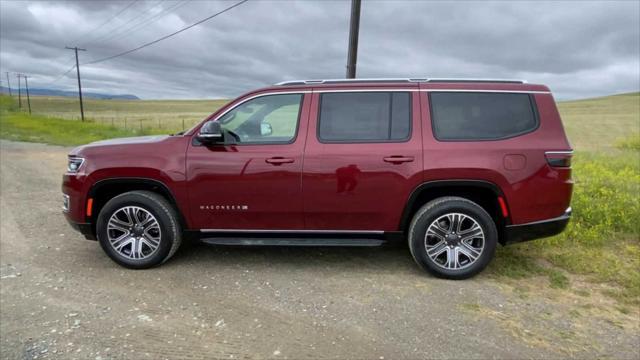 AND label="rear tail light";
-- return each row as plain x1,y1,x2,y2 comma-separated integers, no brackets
545,151,573,168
